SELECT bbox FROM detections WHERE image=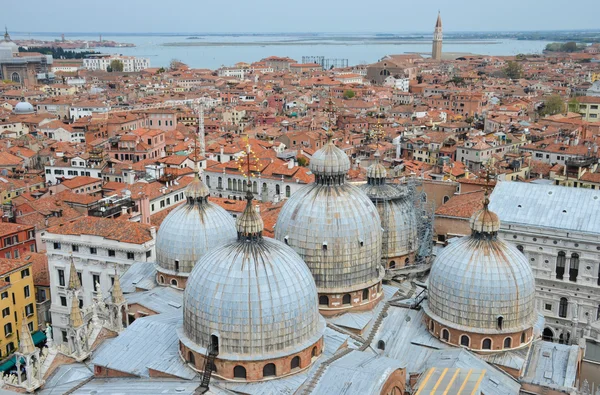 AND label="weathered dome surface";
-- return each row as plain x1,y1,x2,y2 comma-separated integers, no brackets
366,162,387,180
14,102,34,114
156,178,236,275
275,183,383,292
182,197,324,360
470,207,500,234
309,141,350,178
0,30,18,55
426,206,536,333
